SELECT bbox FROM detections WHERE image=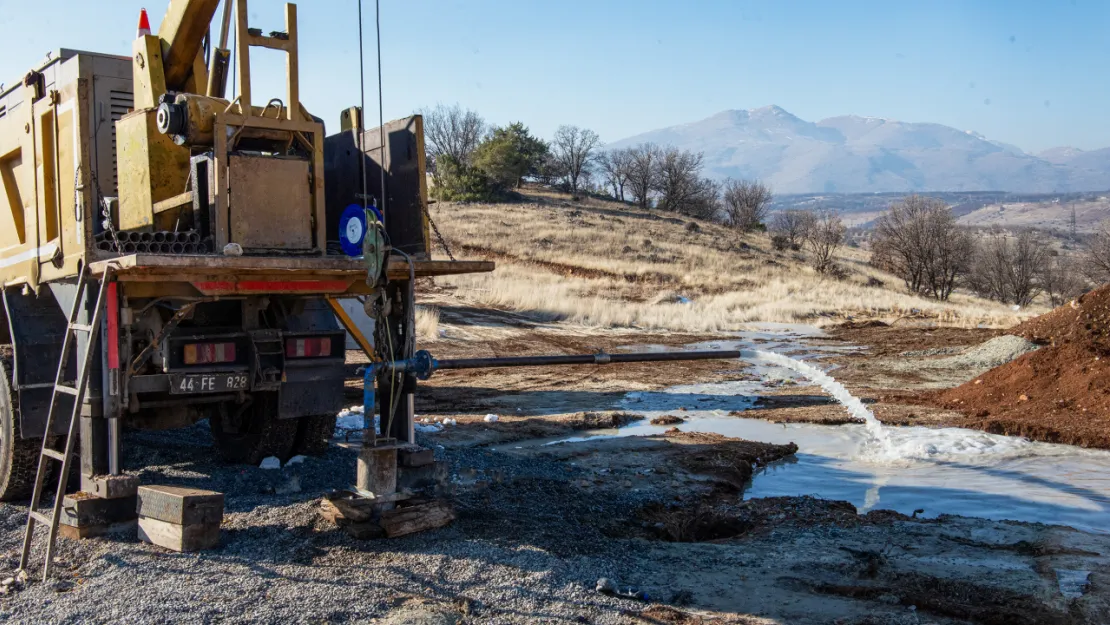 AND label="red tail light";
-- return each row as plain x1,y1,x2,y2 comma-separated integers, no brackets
183,342,237,365
286,337,332,358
